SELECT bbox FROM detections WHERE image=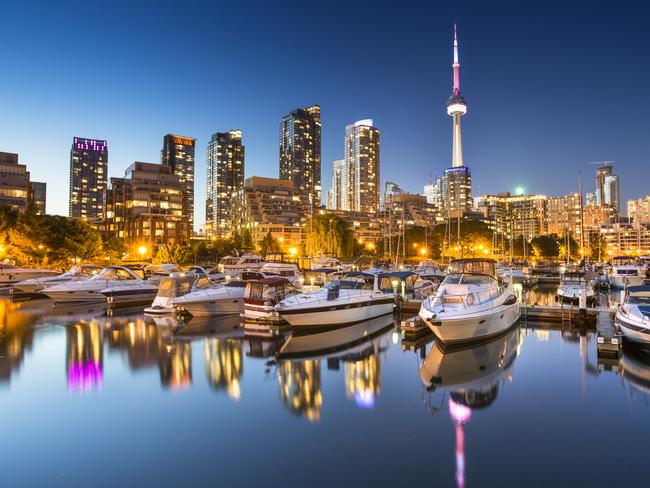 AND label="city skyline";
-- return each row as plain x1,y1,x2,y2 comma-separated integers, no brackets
1,1,648,226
